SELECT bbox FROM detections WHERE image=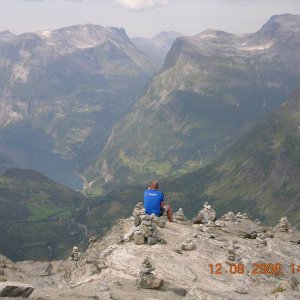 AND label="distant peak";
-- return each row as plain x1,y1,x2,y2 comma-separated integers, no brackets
0,30,15,39
268,13,300,22
107,27,131,43
260,14,300,32
196,29,235,40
